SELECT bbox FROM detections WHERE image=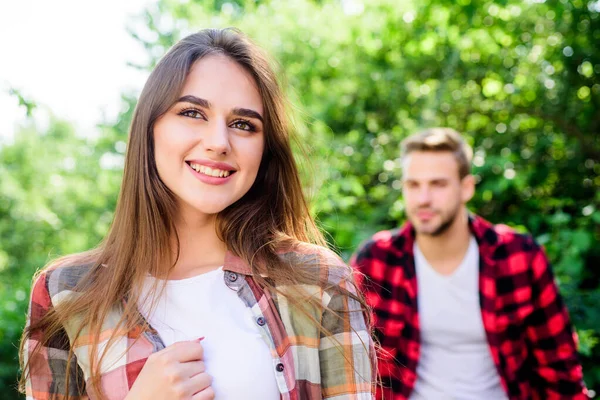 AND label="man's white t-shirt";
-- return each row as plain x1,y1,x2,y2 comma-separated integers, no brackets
138,267,280,400
410,237,508,400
